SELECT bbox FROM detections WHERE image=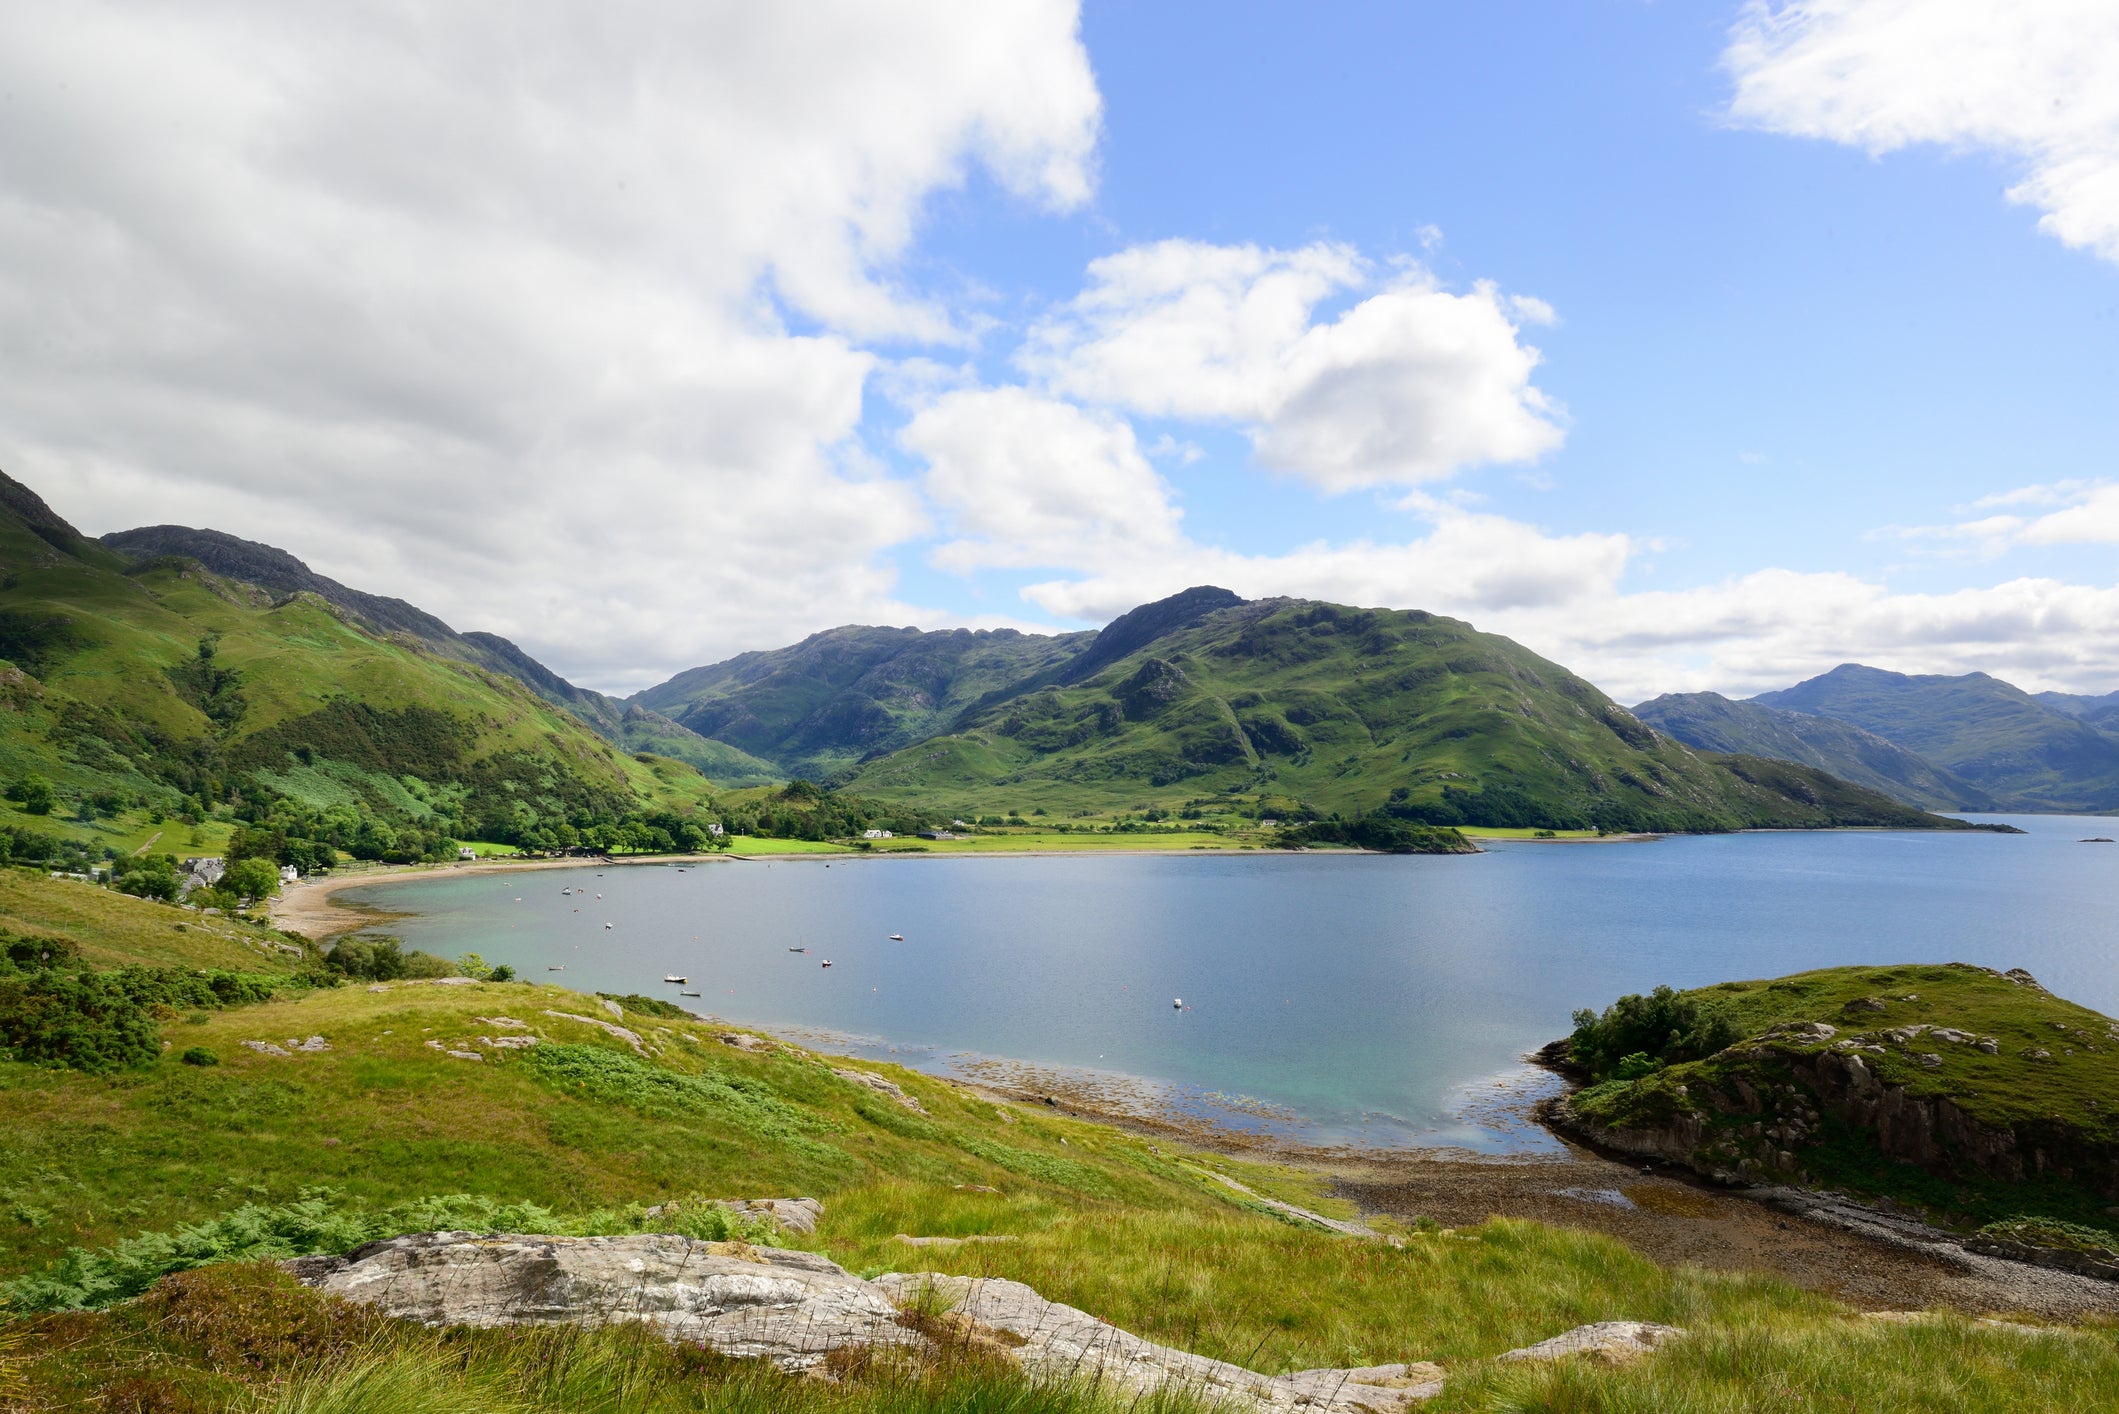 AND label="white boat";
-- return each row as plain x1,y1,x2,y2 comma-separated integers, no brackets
547,965,565,971
663,974,687,984
1172,997,1183,1009
821,960,832,968
888,933,904,941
